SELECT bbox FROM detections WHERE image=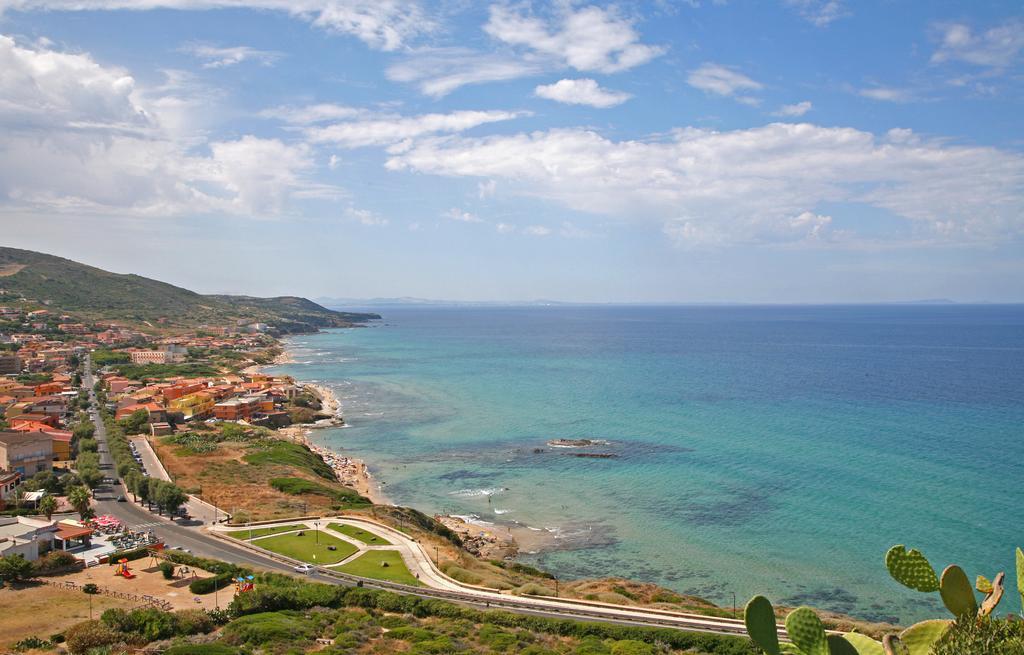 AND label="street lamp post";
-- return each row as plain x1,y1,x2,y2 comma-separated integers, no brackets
314,521,320,545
